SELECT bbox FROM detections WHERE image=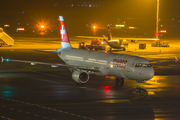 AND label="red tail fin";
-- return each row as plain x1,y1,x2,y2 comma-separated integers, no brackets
59,16,72,48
